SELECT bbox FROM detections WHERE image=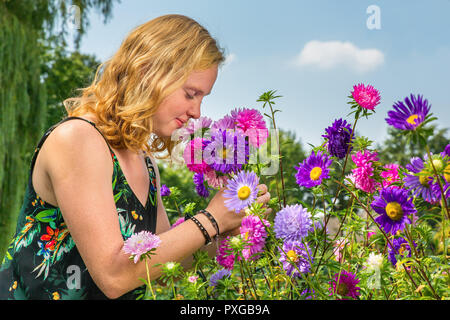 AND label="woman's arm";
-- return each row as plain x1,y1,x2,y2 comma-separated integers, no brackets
44,121,253,299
